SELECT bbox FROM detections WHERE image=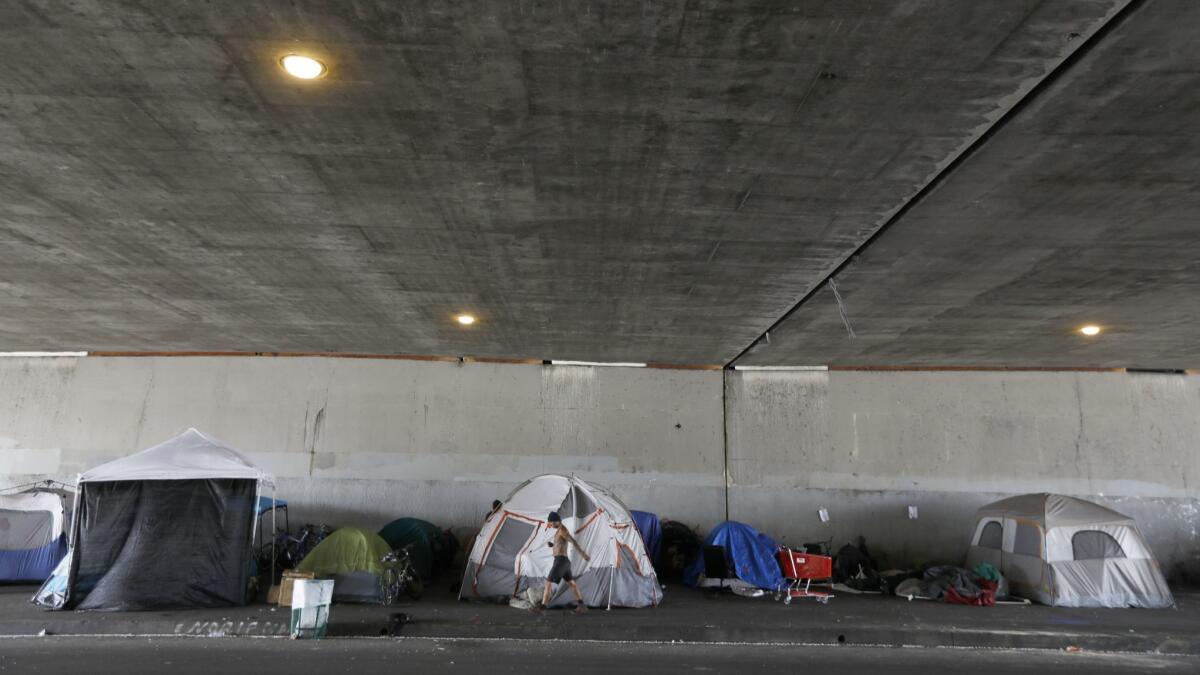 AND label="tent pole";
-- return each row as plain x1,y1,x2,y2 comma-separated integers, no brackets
607,537,614,611
62,476,84,608
67,477,81,549
249,480,263,601
271,487,277,585
608,565,614,610
251,482,260,547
